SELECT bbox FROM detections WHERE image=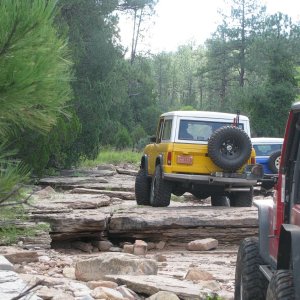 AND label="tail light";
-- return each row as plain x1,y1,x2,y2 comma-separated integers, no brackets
167,152,172,165
251,156,256,164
